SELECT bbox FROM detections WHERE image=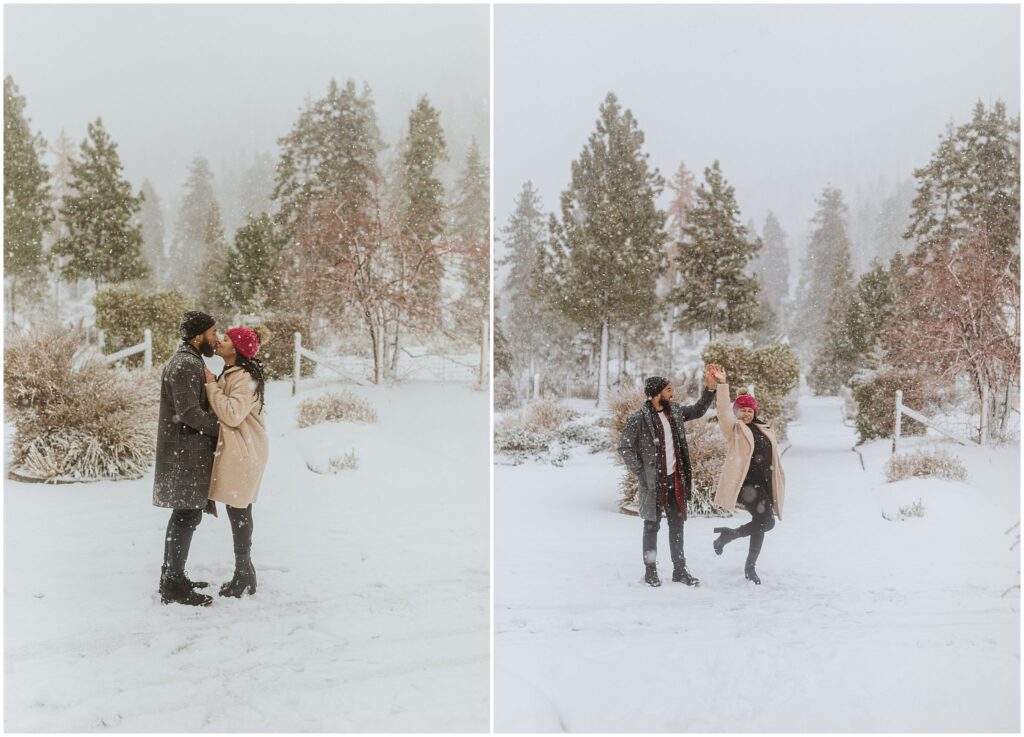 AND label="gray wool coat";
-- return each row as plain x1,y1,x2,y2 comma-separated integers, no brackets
617,387,716,522
152,343,221,509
